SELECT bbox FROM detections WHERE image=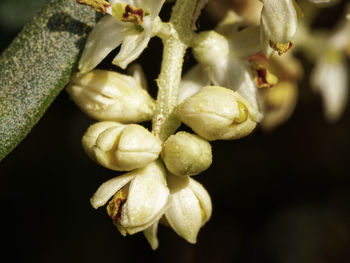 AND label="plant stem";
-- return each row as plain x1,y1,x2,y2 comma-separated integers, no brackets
152,0,197,141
